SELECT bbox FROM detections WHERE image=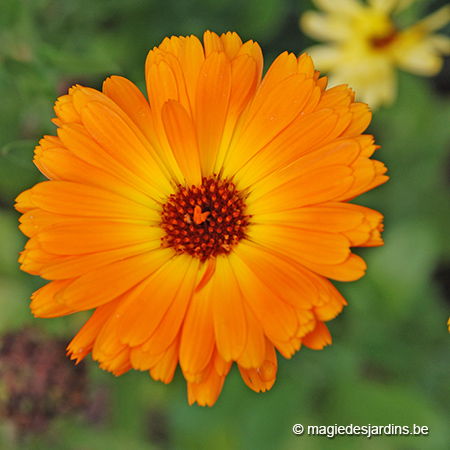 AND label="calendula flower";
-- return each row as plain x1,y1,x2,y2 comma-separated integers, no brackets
300,0,450,109
15,31,388,406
